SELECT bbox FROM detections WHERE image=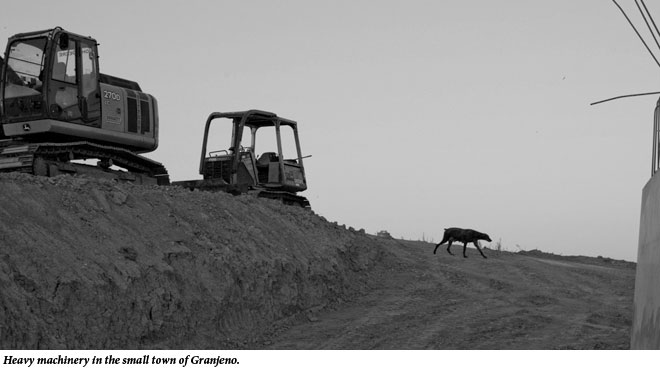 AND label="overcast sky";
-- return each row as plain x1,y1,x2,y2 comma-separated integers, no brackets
3,0,659,261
